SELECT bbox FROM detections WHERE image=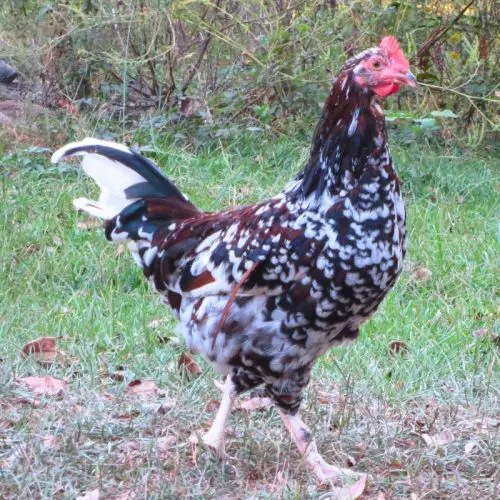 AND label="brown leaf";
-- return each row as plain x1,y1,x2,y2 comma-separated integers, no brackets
412,267,432,282
180,98,204,117
157,435,176,458
77,218,101,230
388,340,408,356
126,380,160,398
472,328,499,344
422,429,454,447
20,336,64,366
237,397,272,411
202,398,220,413
18,376,66,395
327,473,367,499
472,328,489,338
114,410,141,420
178,353,202,378
77,489,99,500
41,434,61,451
